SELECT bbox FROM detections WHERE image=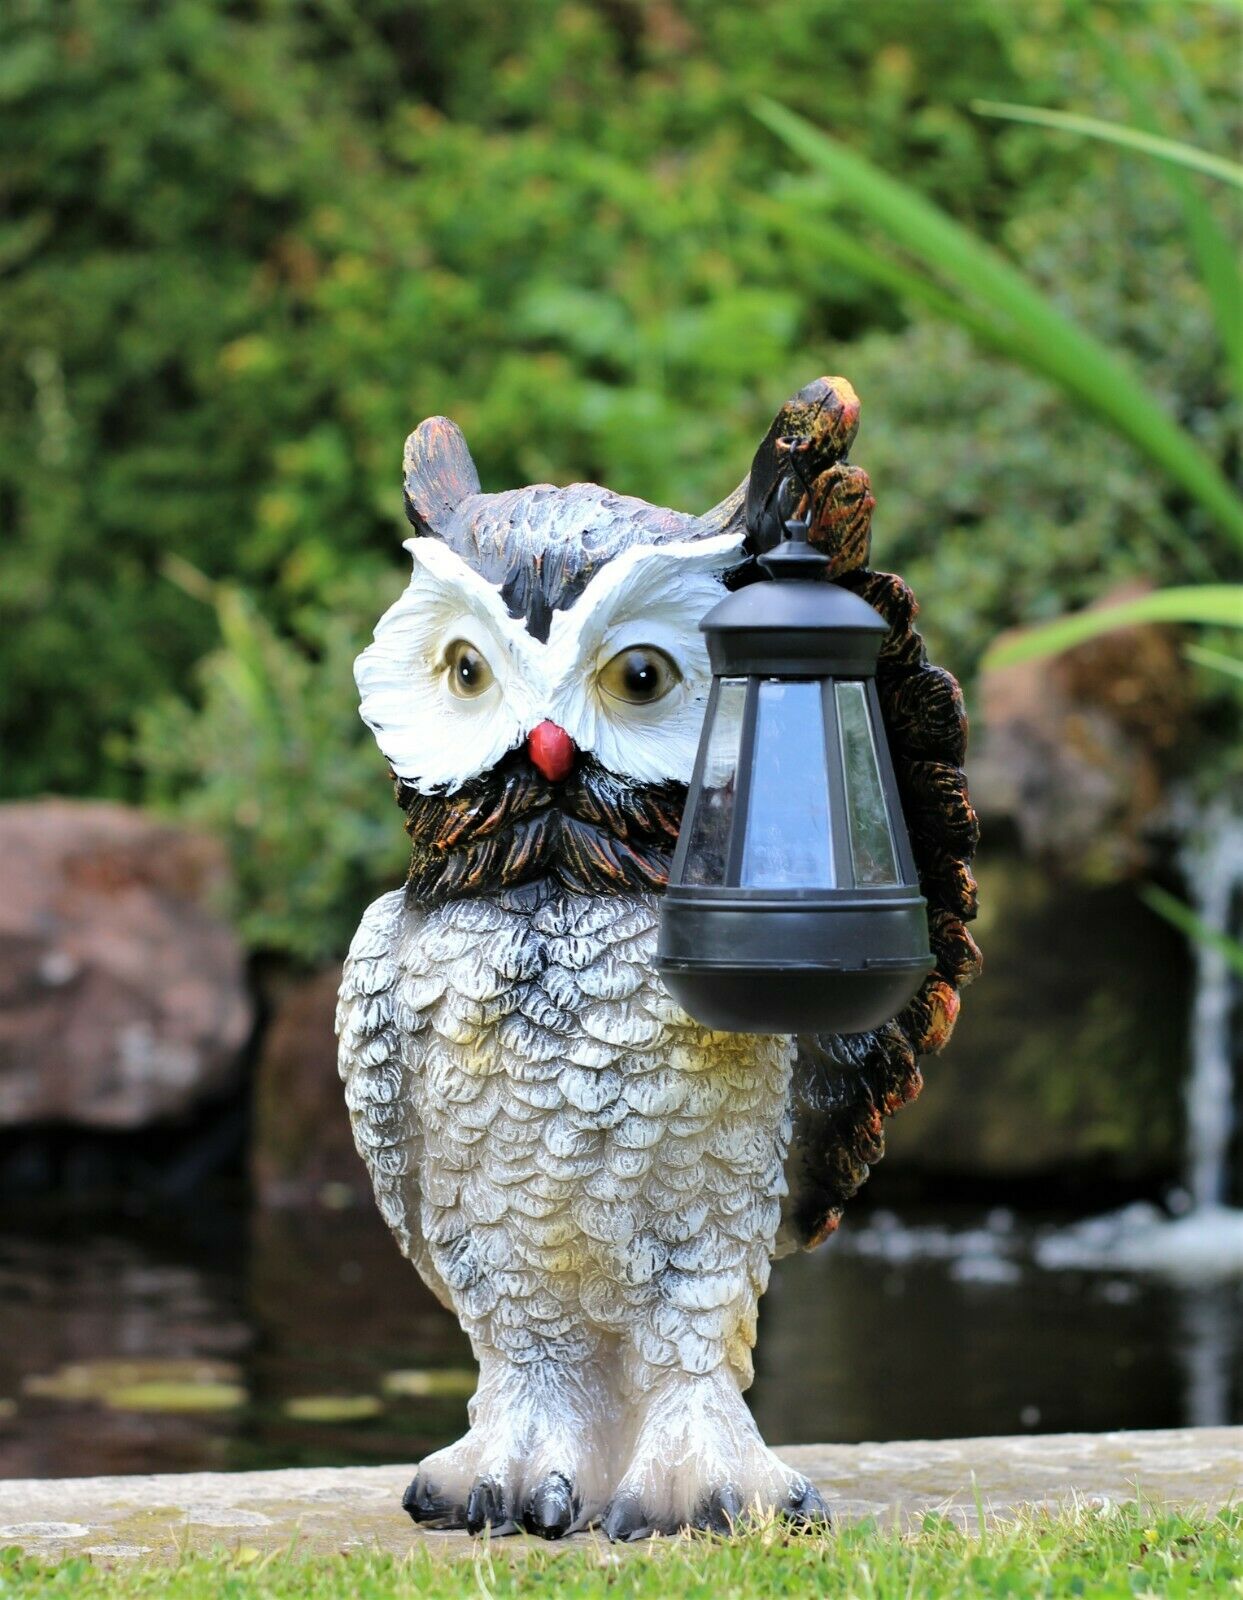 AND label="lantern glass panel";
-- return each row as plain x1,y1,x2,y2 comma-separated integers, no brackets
680,677,747,886
740,680,835,890
835,680,900,887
